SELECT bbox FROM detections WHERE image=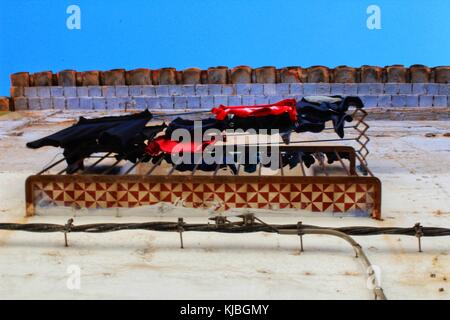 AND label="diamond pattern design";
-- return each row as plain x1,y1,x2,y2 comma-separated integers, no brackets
32,181,377,214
